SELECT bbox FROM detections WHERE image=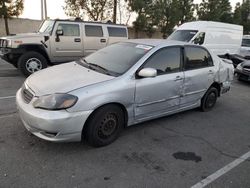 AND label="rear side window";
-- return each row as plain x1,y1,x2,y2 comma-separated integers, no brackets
57,24,80,36
193,32,205,45
108,27,127,37
85,25,103,37
185,47,213,70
